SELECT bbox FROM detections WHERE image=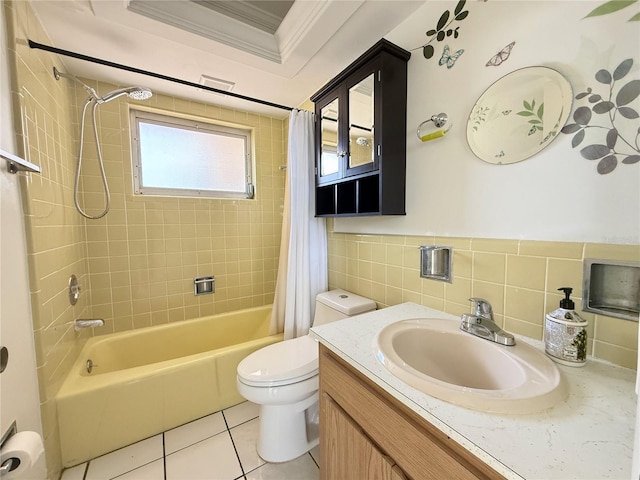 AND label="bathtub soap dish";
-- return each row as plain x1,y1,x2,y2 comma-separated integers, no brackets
194,276,215,295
